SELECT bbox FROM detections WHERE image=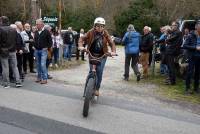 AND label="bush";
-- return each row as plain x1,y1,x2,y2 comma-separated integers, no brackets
114,0,164,36
61,7,96,31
